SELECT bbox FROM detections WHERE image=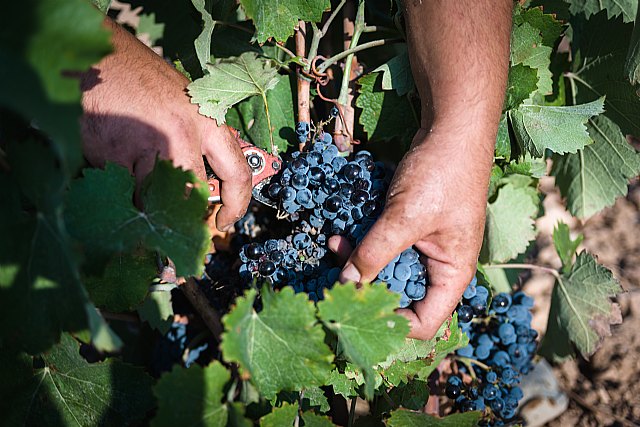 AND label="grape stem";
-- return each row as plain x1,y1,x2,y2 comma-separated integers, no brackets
317,38,402,74
454,356,491,371
181,277,224,339
483,263,561,280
